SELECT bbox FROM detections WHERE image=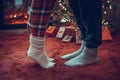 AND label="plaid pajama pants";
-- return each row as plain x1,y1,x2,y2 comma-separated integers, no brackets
27,0,56,37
